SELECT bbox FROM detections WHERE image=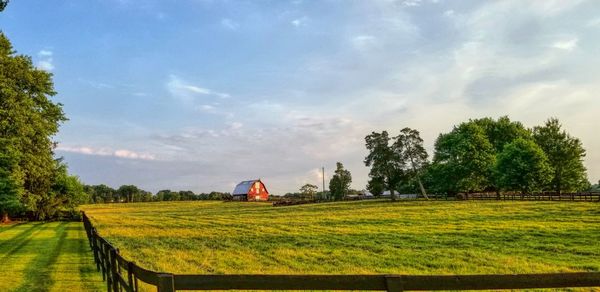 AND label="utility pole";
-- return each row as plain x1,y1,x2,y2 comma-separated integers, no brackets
322,166,326,200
